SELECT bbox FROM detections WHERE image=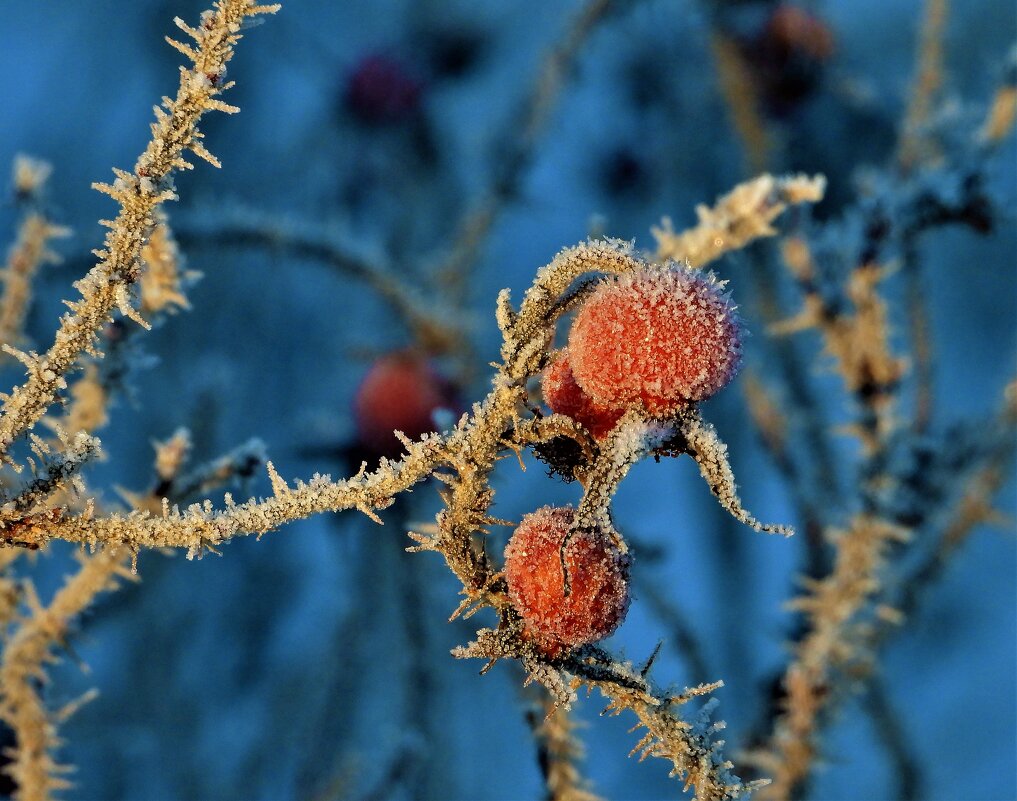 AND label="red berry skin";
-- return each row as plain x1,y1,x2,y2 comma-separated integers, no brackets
353,352,455,458
765,4,835,63
504,507,630,658
542,349,624,440
568,266,743,415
